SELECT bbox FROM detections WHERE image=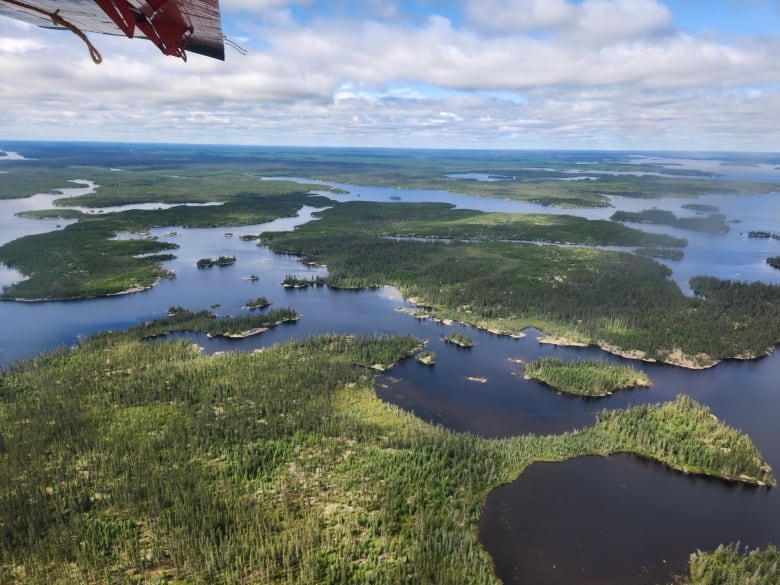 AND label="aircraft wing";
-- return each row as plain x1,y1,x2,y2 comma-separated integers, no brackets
0,0,224,61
